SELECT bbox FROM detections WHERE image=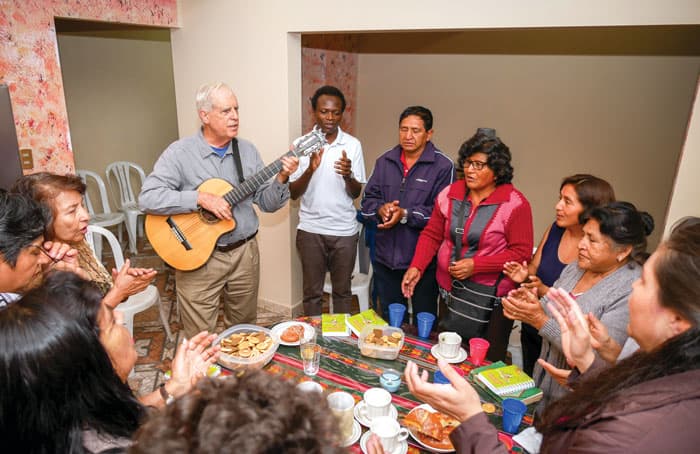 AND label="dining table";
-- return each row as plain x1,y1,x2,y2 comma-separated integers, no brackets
231,316,534,453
